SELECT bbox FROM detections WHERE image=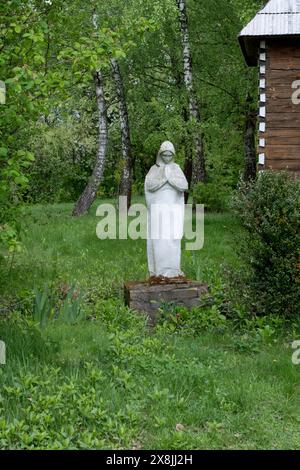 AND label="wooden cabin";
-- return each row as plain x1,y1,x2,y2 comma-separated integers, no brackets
239,0,300,174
